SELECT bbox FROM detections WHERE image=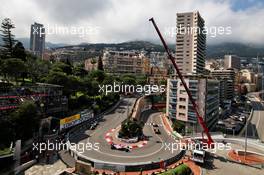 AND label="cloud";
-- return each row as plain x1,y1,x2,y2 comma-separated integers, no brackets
0,0,263,45
33,0,112,25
